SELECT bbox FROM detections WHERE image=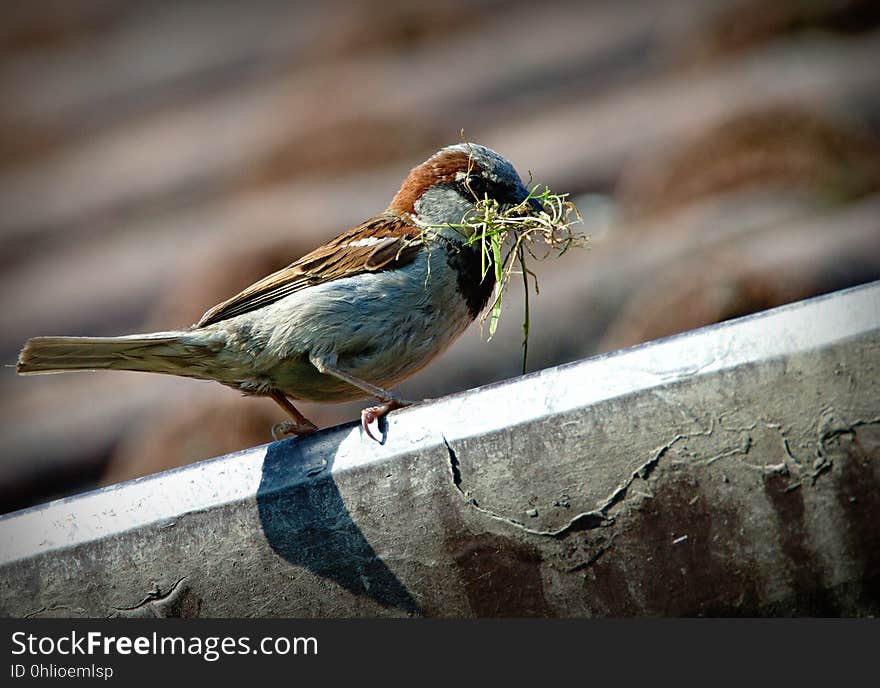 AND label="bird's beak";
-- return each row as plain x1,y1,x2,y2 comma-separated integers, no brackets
527,195,545,214
513,185,544,214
